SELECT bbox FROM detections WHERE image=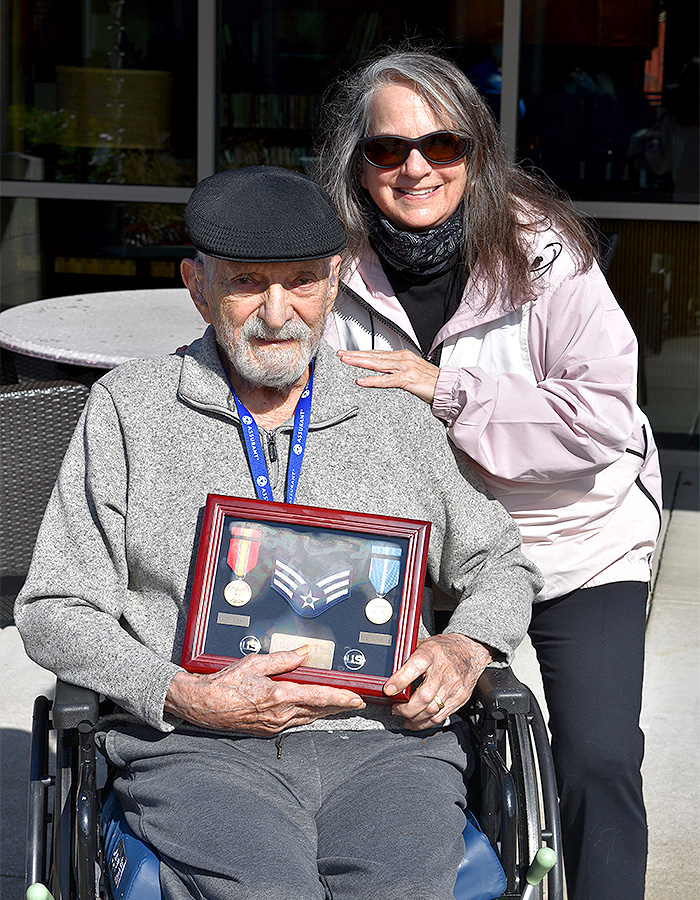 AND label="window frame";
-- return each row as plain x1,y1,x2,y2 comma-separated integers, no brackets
1,0,697,223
